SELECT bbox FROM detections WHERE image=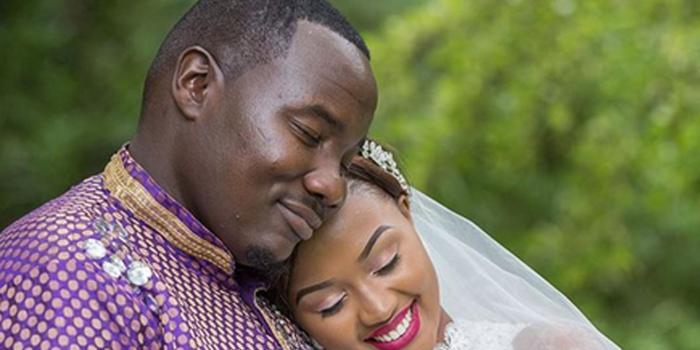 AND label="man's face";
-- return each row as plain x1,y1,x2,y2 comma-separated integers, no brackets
180,21,377,269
